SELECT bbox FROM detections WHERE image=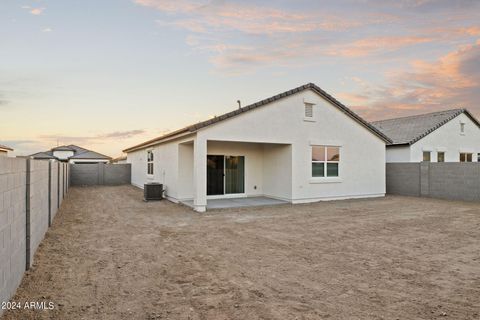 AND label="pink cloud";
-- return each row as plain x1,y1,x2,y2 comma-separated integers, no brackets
343,41,480,120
